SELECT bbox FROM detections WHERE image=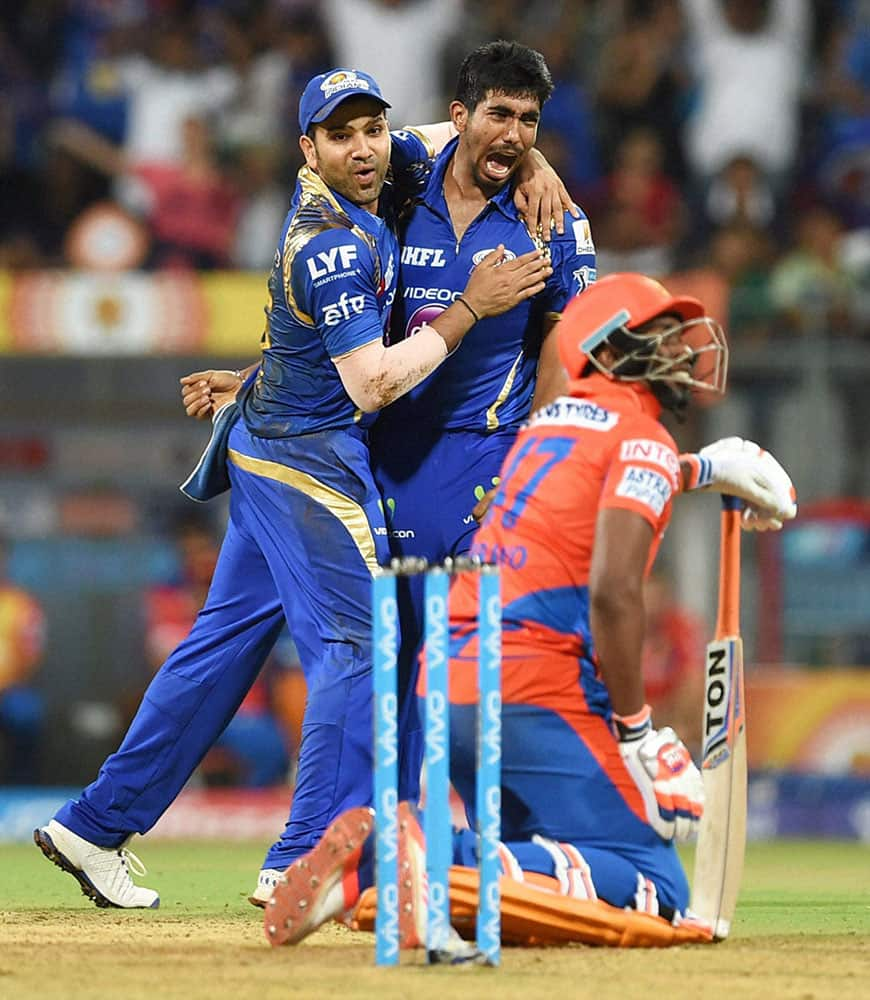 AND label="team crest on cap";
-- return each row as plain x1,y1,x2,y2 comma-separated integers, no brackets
322,70,371,98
